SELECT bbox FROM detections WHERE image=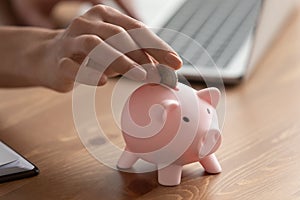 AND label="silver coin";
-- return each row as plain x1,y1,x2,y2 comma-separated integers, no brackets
157,65,178,88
